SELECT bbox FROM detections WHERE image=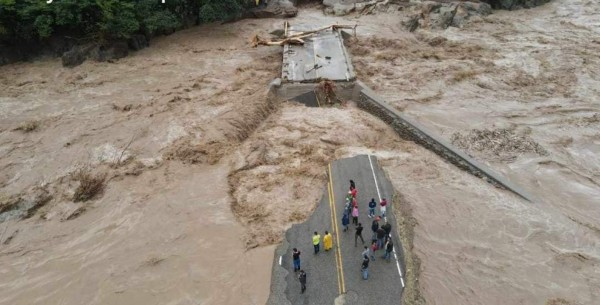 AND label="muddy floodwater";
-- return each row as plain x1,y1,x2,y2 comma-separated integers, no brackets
1,1,599,305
